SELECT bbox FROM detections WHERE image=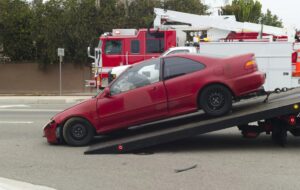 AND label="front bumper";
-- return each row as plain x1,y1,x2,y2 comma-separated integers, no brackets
43,120,61,144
